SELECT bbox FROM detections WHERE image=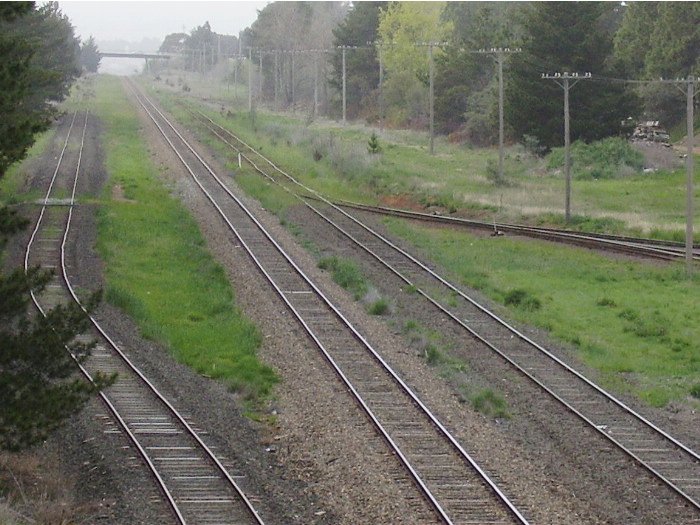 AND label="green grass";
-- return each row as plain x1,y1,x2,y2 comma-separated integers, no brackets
0,128,56,206
367,298,390,315
385,218,700,407
468,388,510,419
92,75,276,404
318,256,368,300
